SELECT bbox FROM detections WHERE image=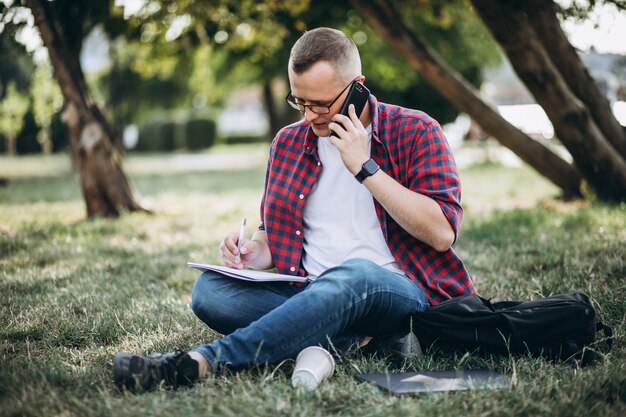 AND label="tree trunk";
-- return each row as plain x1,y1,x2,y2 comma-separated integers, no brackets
521,0,626,159
262,79,280,139
471,0,626,202
6,135,16,156
348,0,582,199
26,0,149,217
